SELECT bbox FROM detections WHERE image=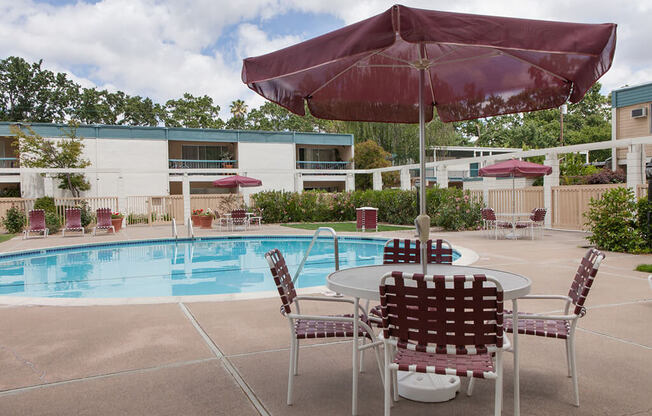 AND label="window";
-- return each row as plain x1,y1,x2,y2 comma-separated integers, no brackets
182,145,229,161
